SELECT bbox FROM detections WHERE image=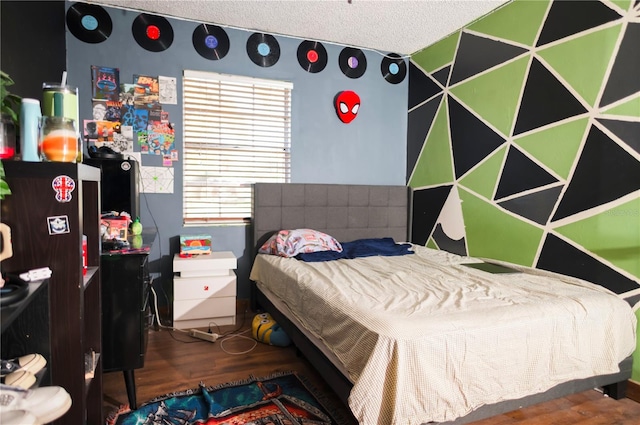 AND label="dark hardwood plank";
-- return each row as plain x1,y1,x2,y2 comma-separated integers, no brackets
103,312,640,425
466,388,640,425
627,380,640,403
